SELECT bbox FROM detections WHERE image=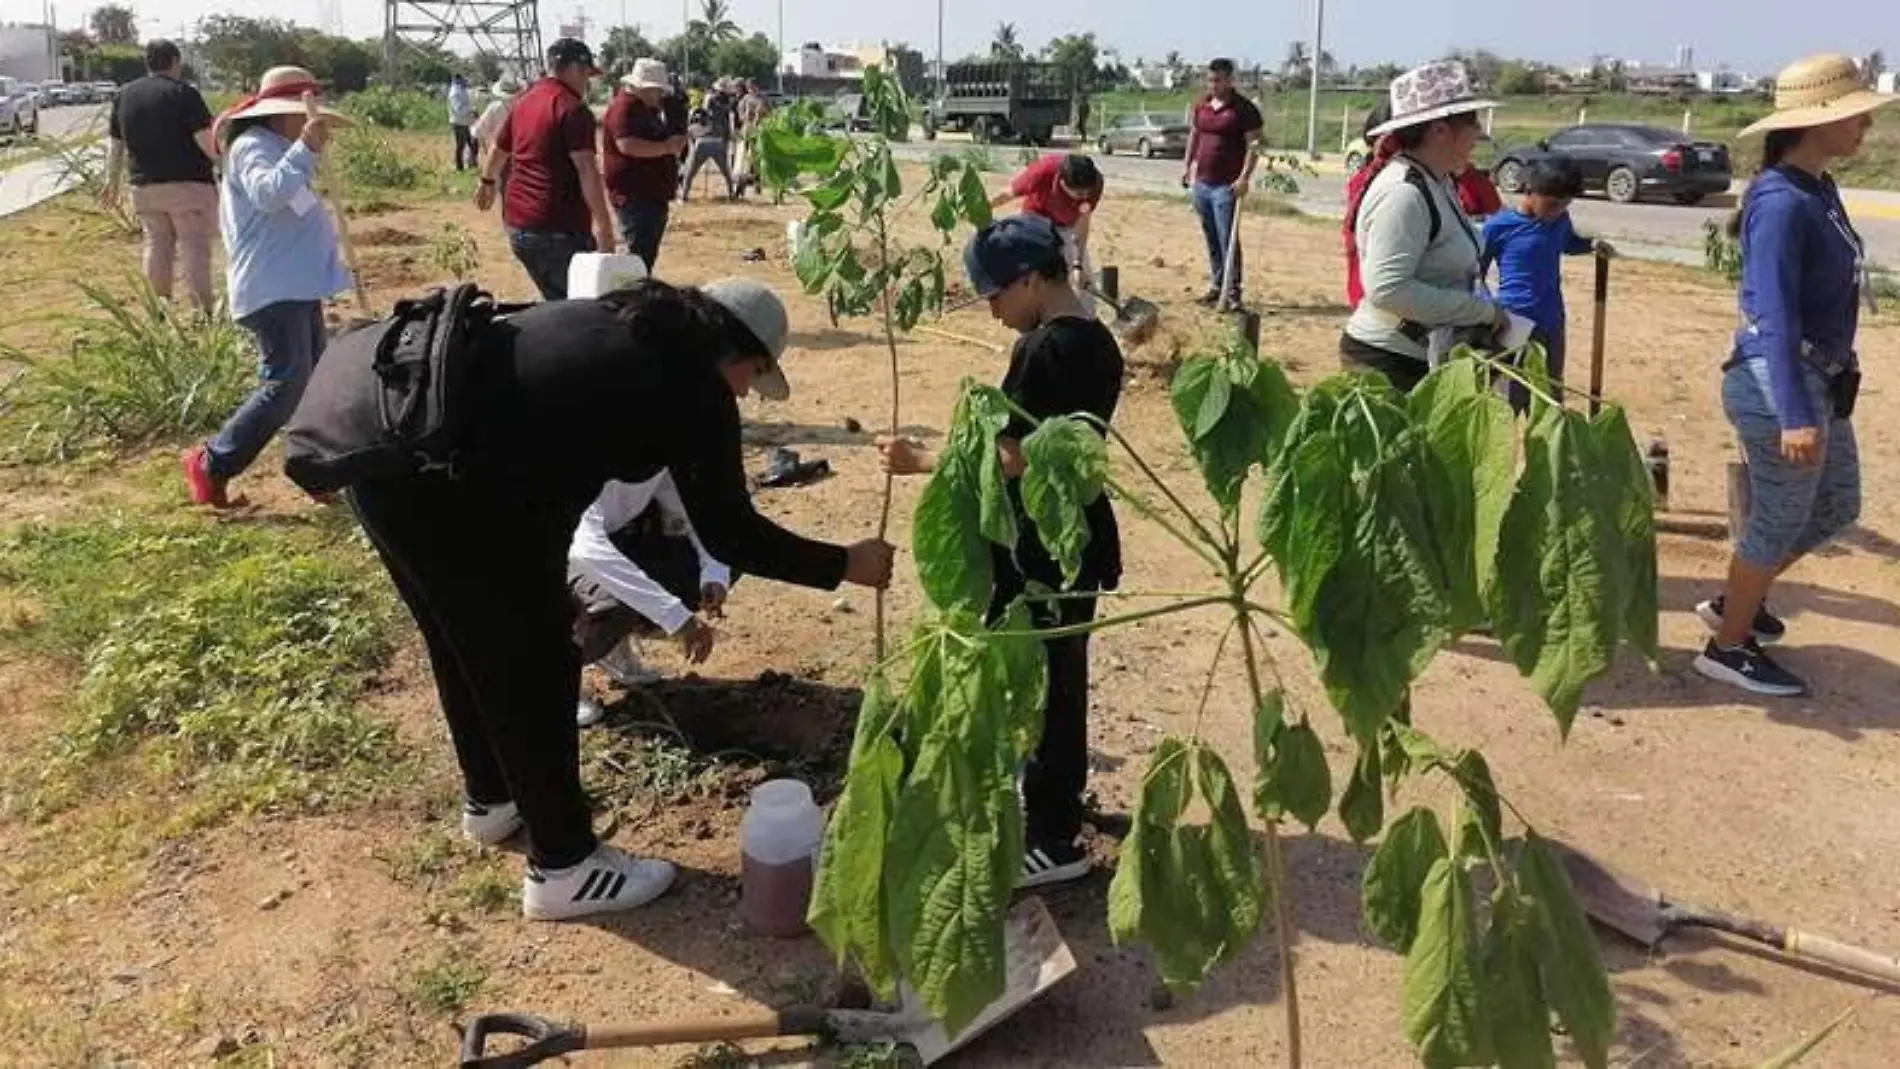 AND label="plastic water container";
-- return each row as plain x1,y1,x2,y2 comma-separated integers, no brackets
739,778,823,937
565,252,649,300
785,219,806,257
